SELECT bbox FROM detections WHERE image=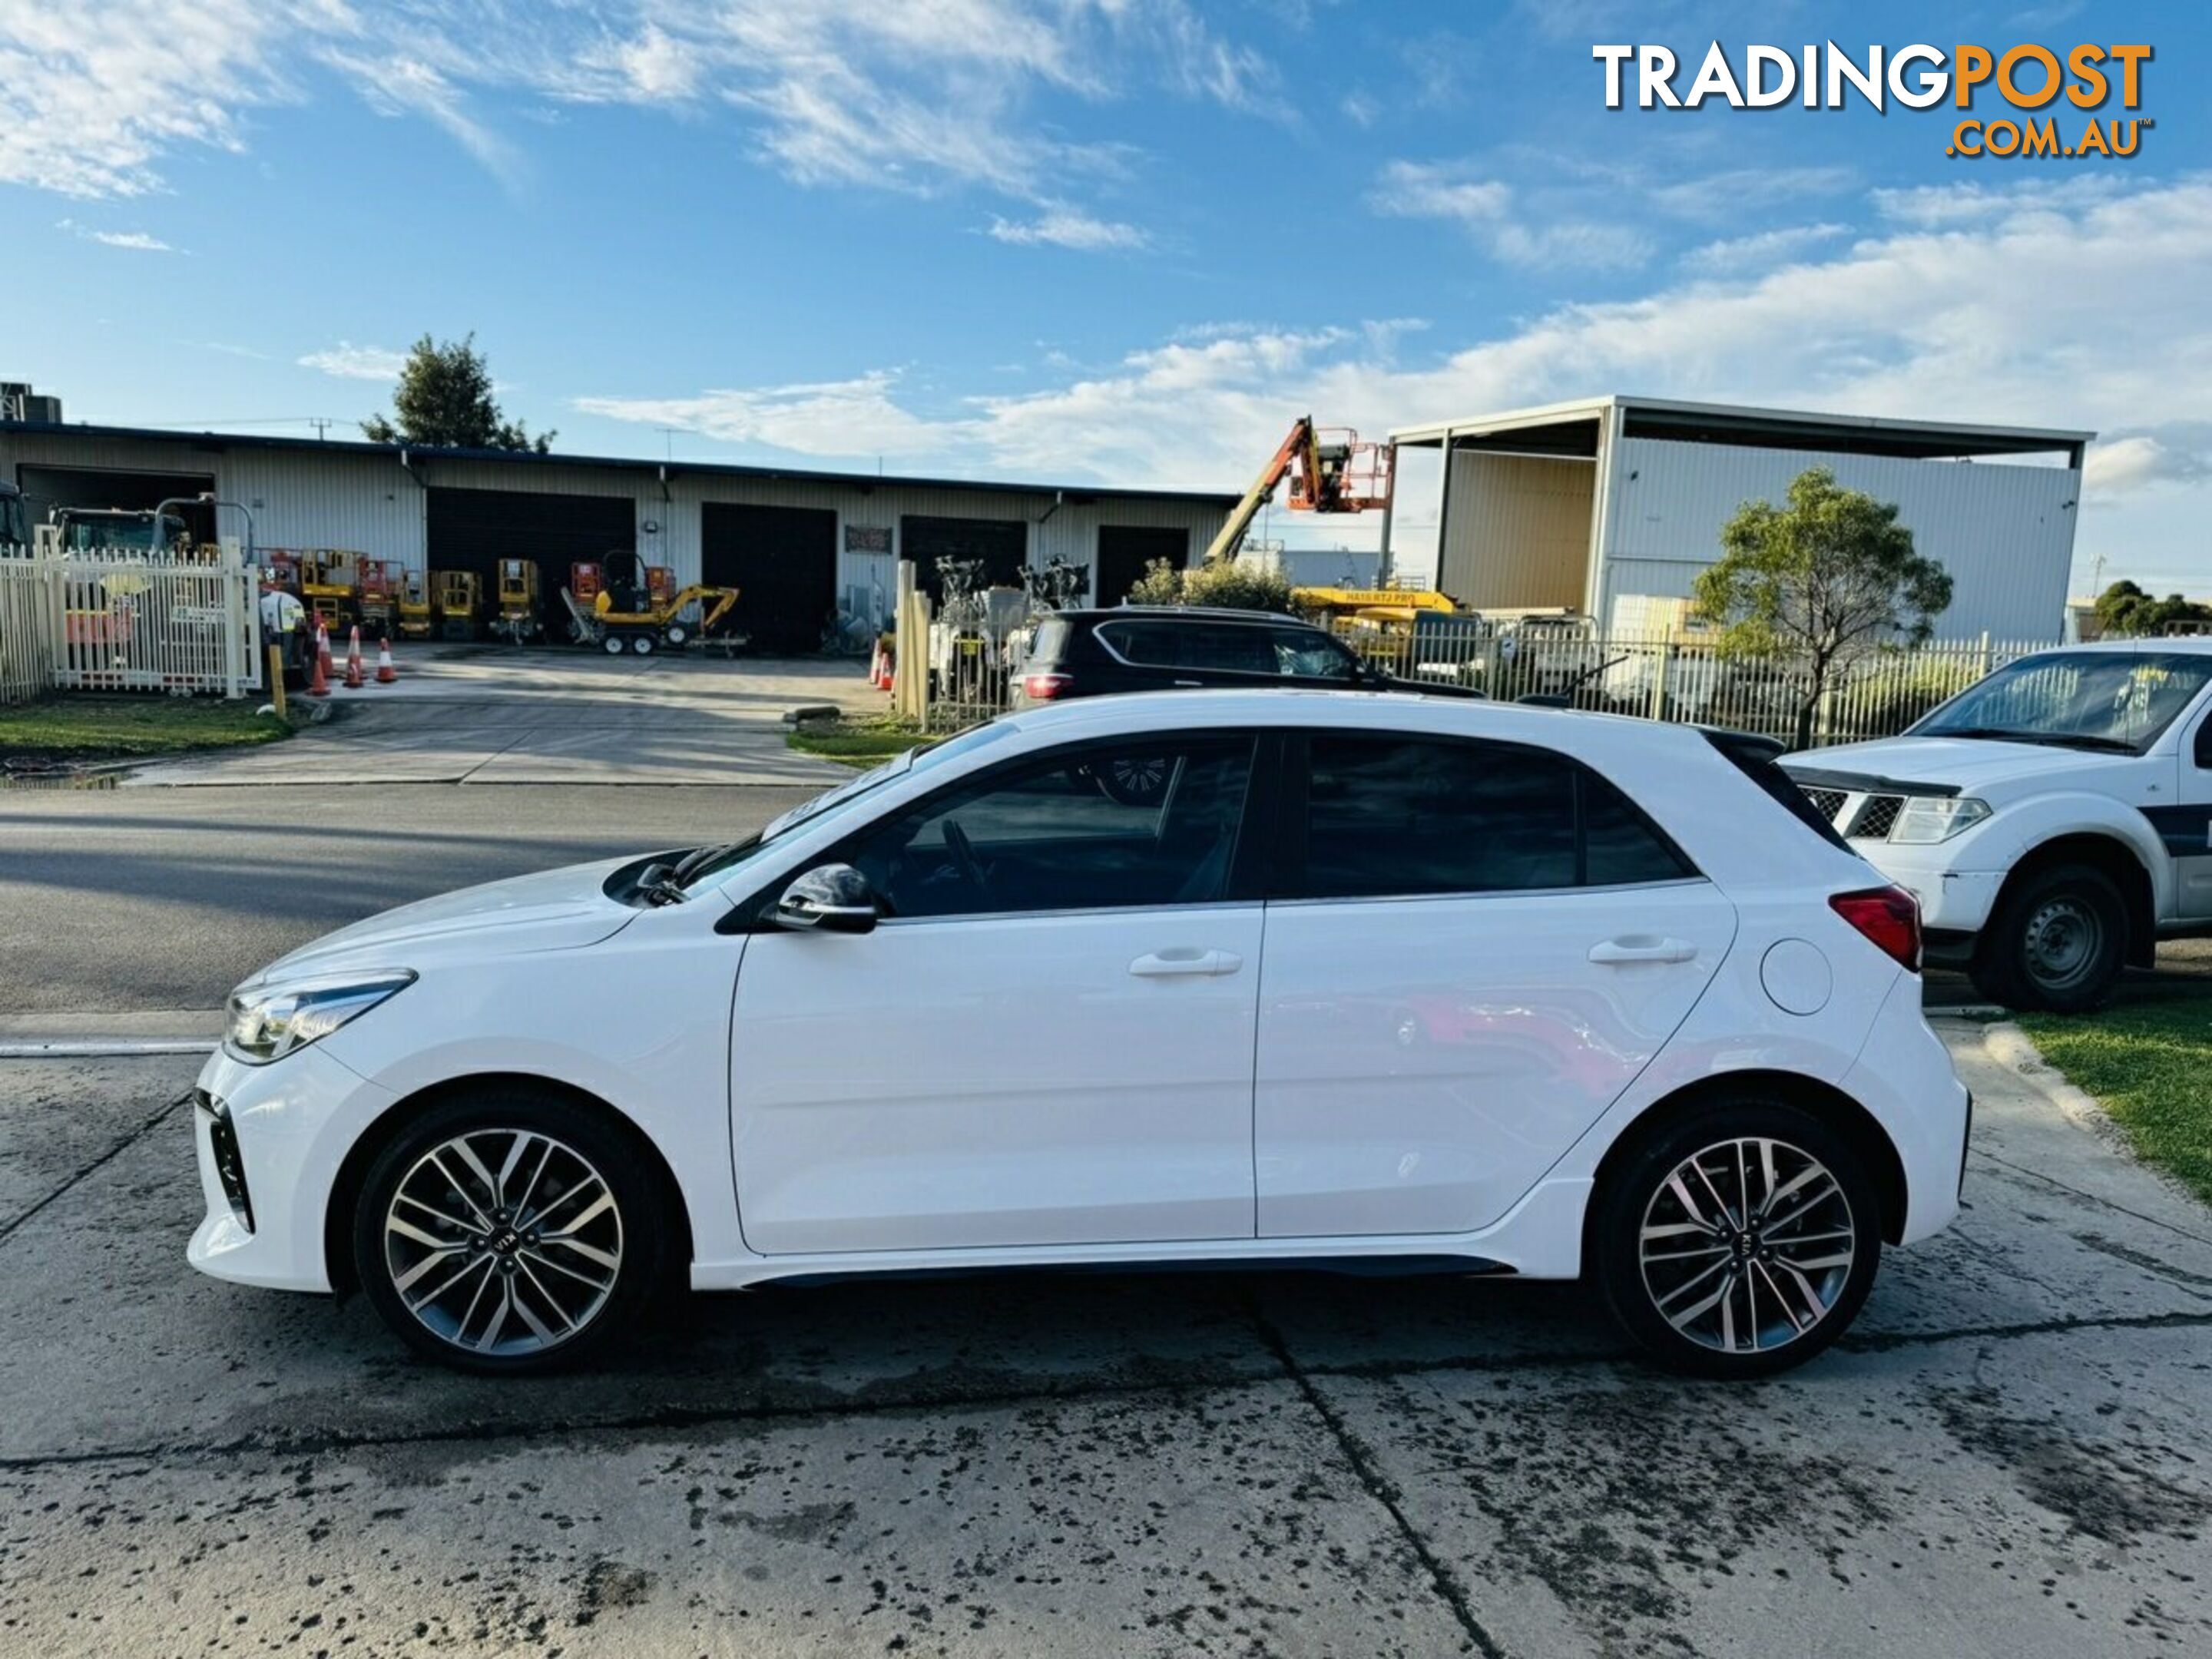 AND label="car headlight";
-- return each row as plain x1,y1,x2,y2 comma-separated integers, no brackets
1889,796,1990,844
224,971,415,1065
